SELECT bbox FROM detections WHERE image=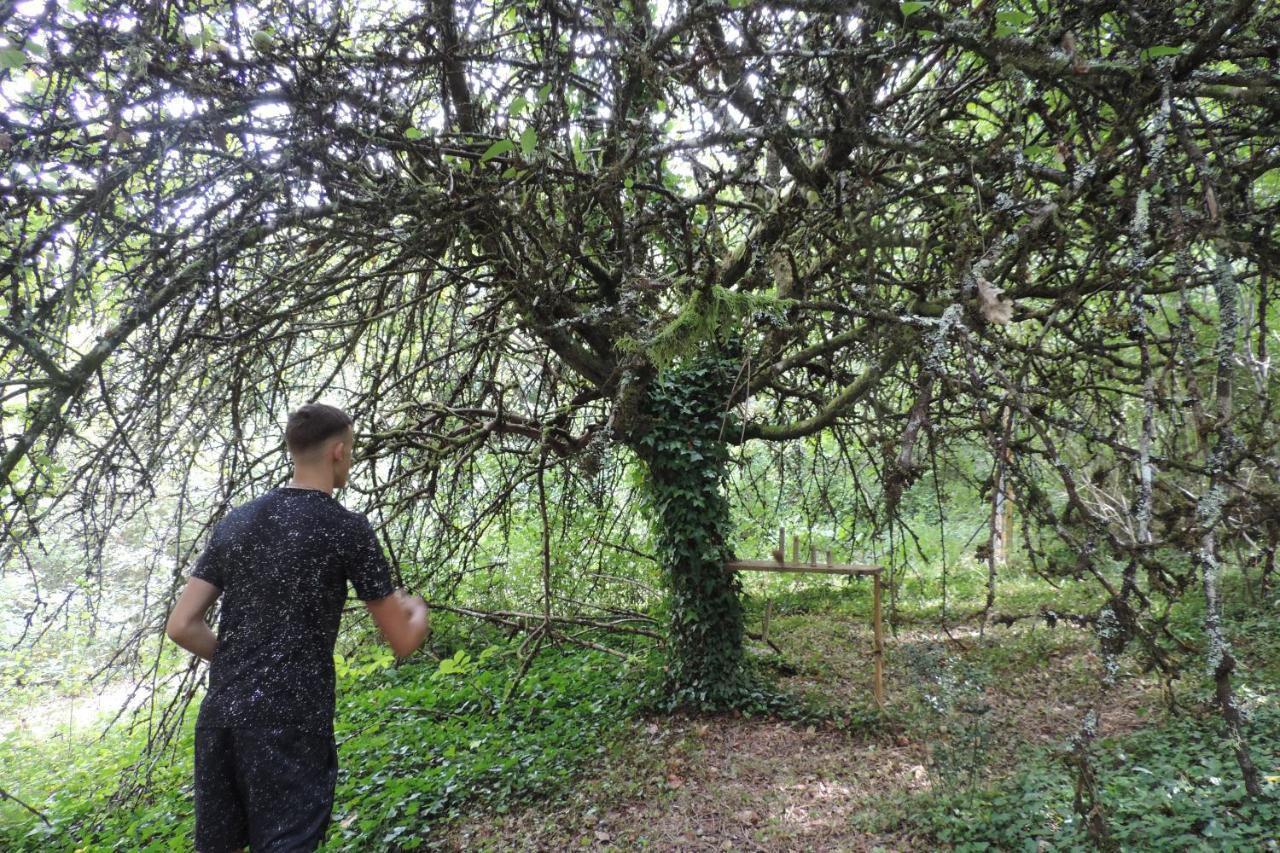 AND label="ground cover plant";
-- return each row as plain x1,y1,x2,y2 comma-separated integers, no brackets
3,569,1277,849
0,615,646,850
